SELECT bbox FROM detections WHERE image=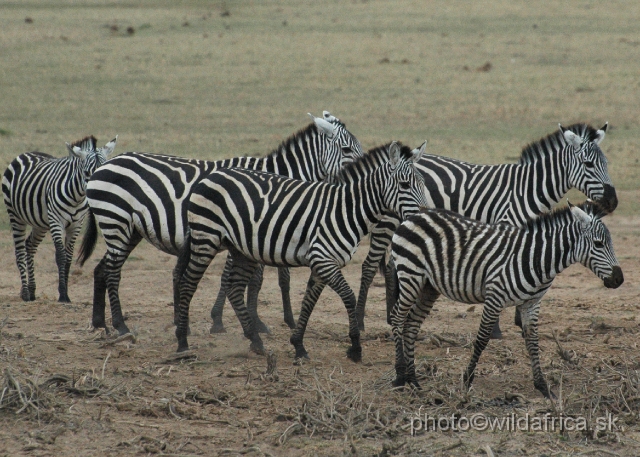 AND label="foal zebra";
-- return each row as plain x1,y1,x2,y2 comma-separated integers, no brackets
355,123,616,338
389,201,623,398
78,112,364,336
175,142,428,360
3,136,117,302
